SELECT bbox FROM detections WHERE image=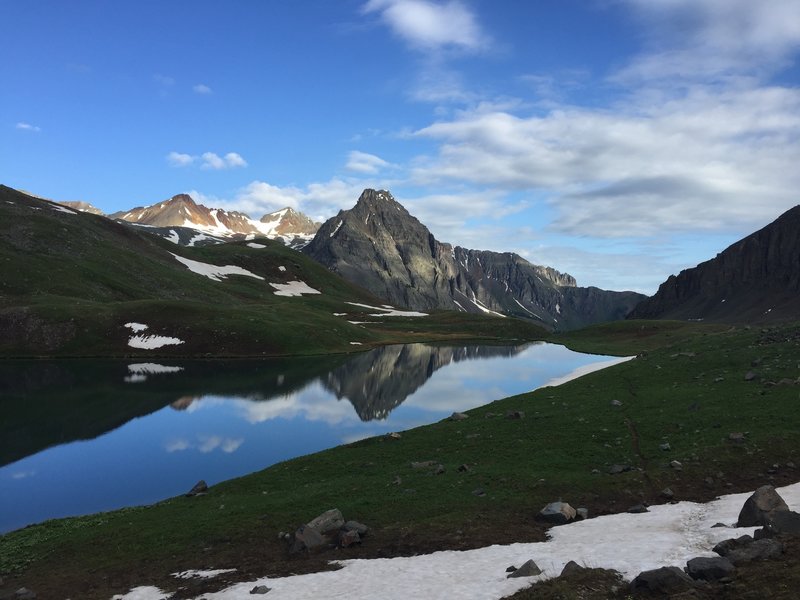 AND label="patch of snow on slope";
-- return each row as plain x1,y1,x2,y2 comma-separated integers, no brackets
345,302,428,317
128,335,185,350
279,266,286,272
555,302,561,315
270,281,321,297
50,204,77,214
125,322,149,333
543,356,635,387
247,242,266,249
111,586,171,600
127,482,800,600
513,298,540,319
329,220,343,238
173,568,237,579
128,363,184,375
349,342,362,345
170,253,264,282
188,233,222,247
165,230,180,244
